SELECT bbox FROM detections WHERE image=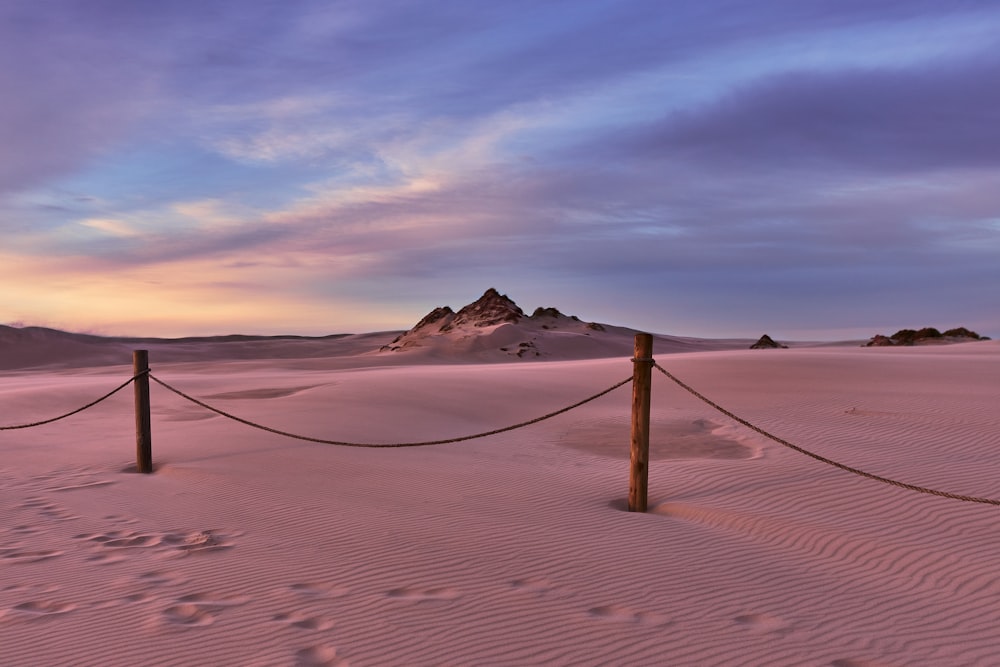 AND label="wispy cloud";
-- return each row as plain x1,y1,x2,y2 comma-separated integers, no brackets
79,218,140,238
